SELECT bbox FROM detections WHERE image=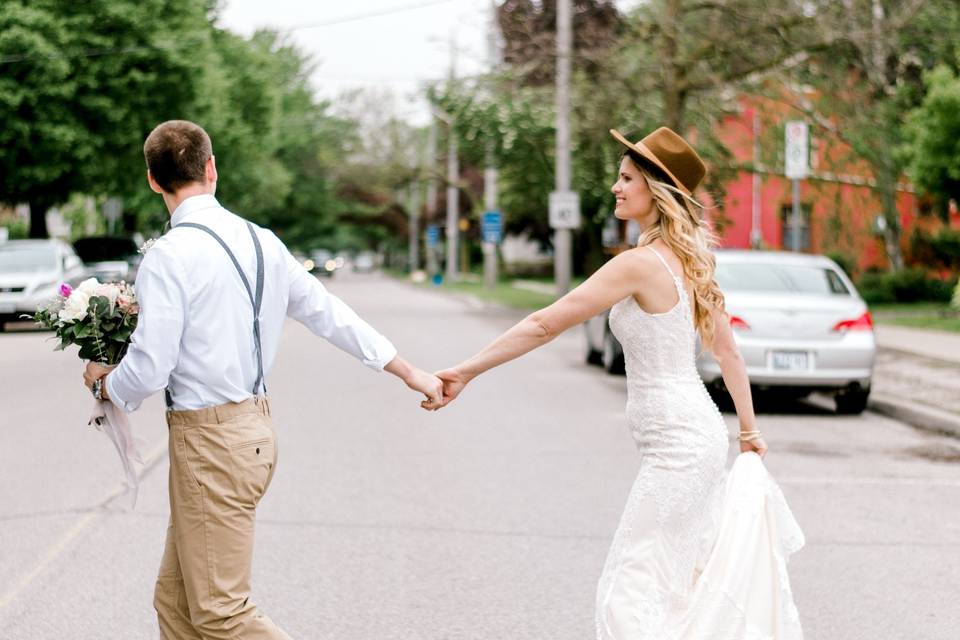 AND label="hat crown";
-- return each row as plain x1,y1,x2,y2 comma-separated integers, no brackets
638,127,706,193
